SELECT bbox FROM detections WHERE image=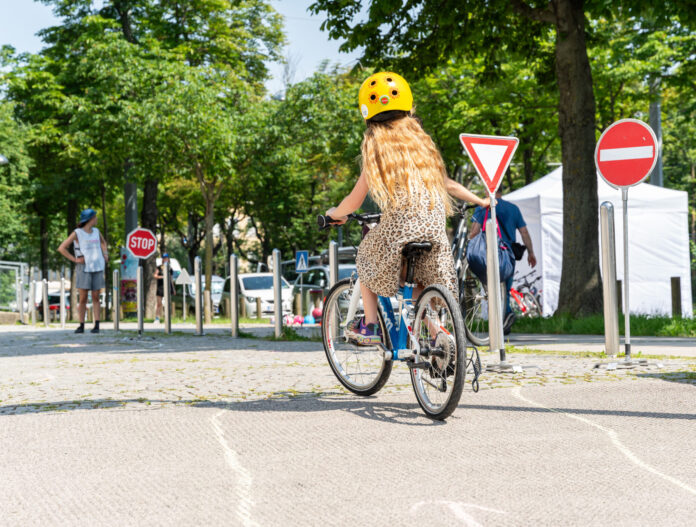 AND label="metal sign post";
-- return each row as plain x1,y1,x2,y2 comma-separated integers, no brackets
175,268,193,321
60,276,66,328
112,269,120,332
194,256,203,336
230,254,239,337
137,266,144,336
273,249,282,338
163,261,172,334
621,188,631,359
295,250,309,318
485,214,504,355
